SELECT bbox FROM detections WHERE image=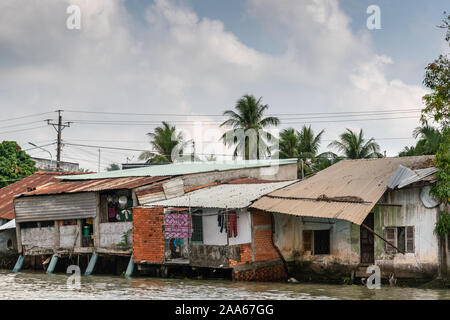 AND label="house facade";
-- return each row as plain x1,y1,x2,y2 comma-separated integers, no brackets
132,179,297,281
251,156,448,282
12,159,298,274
